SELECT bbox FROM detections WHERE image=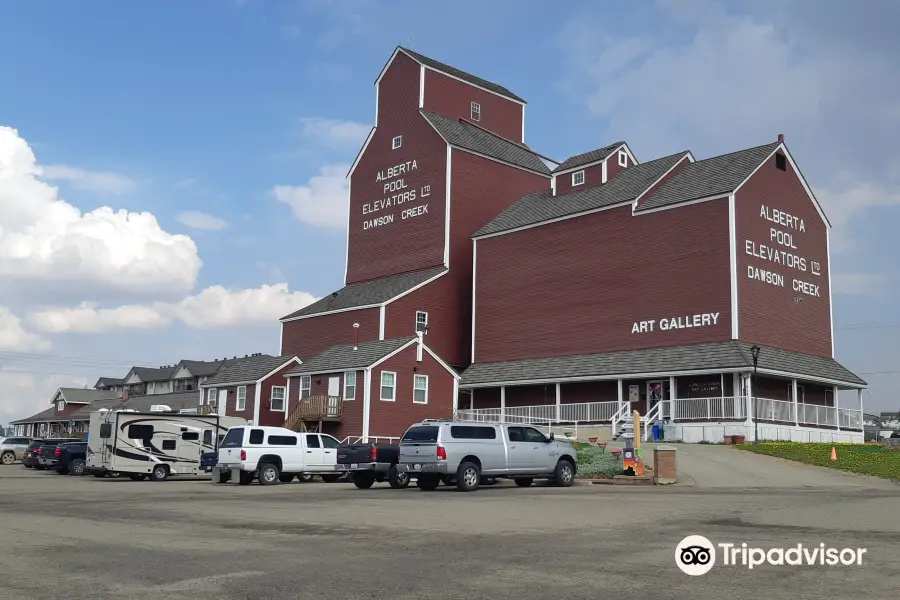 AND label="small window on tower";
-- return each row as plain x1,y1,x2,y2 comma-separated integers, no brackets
776,153,787,171
471,102,481,121
415,311,428,334
618,150,628,168
392,135,402,150
572,170,585,186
